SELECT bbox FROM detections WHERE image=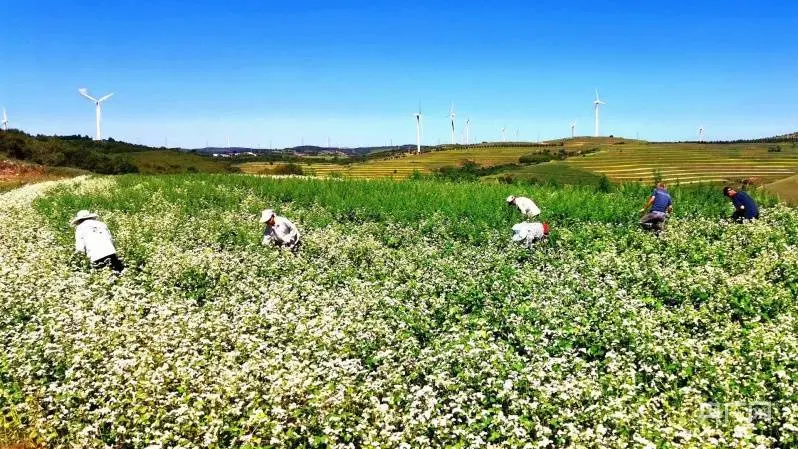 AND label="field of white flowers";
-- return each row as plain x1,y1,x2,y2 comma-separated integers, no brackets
1,175,797,448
